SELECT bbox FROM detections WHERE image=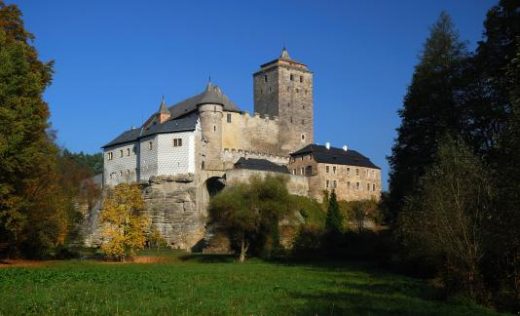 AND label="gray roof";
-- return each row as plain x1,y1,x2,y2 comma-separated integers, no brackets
291,144,380,169
234,157,289,174
169,83,241,119
102,113,198,148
